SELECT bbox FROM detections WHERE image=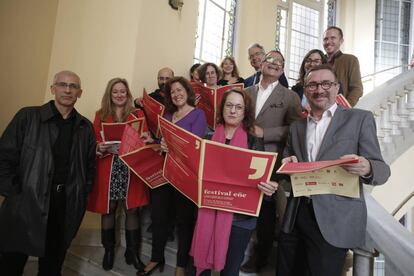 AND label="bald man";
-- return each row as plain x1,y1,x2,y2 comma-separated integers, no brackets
135,67,174,106
0,71,96,275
